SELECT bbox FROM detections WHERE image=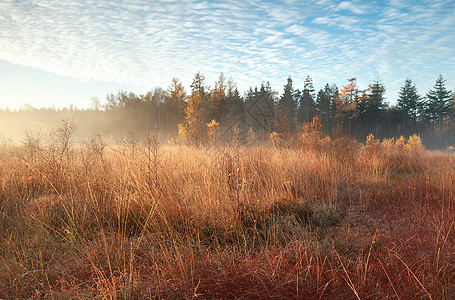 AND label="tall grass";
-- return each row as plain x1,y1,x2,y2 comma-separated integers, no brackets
0,132,454,298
